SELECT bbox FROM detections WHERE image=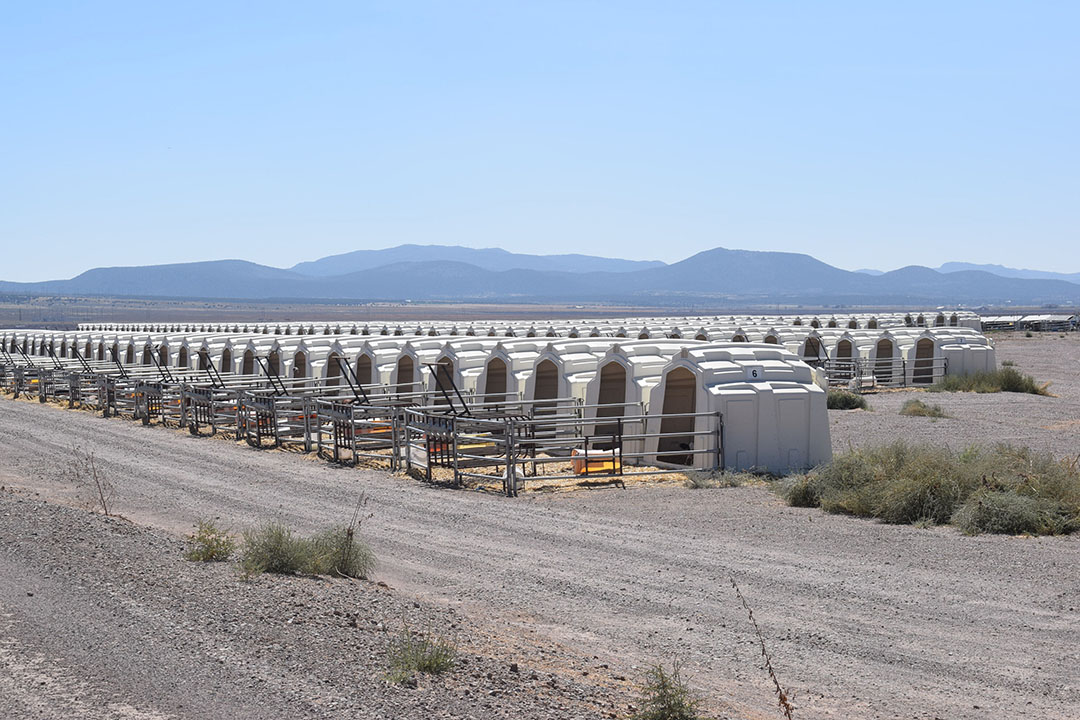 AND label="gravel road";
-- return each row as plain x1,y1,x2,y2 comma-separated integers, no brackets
2,333,1079,719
